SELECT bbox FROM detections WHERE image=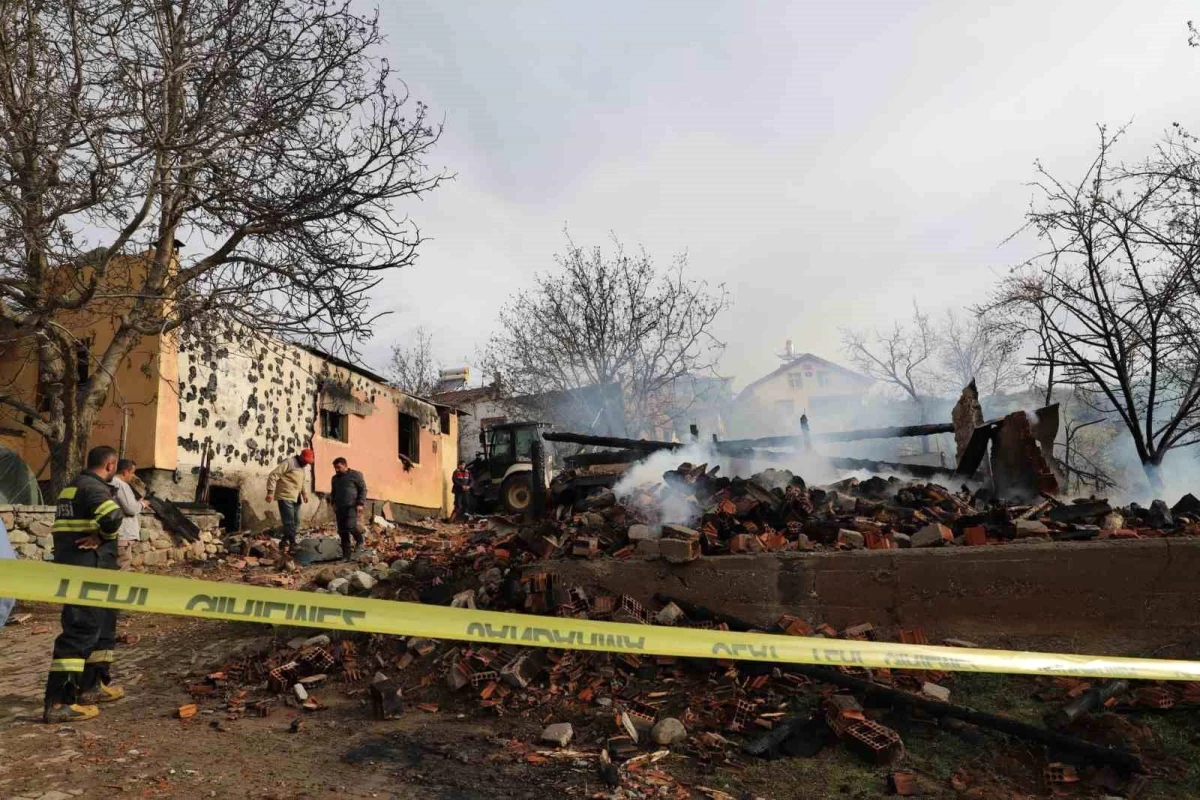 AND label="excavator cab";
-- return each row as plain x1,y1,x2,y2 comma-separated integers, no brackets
468,422,551,513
